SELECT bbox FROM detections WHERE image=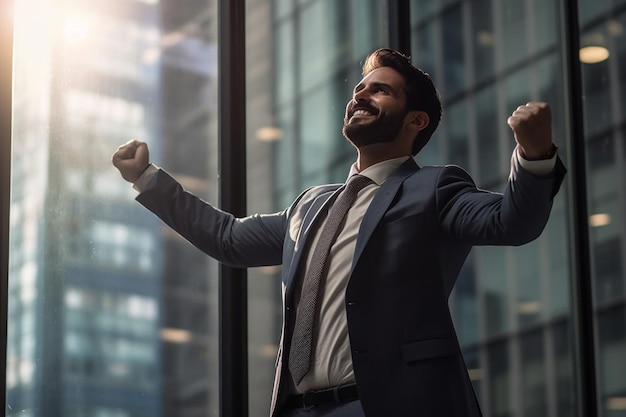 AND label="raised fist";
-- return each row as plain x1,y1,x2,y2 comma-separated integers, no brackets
507,102,554,160
111,140,150,183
